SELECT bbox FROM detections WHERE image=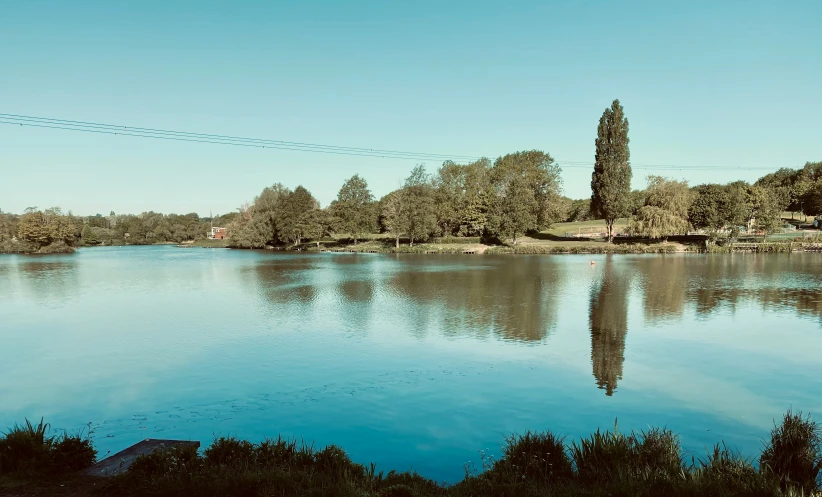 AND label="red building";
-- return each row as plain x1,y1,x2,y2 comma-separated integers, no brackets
210,227,227,240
